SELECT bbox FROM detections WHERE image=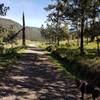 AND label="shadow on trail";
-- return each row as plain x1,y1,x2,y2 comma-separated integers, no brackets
0,46,80,100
